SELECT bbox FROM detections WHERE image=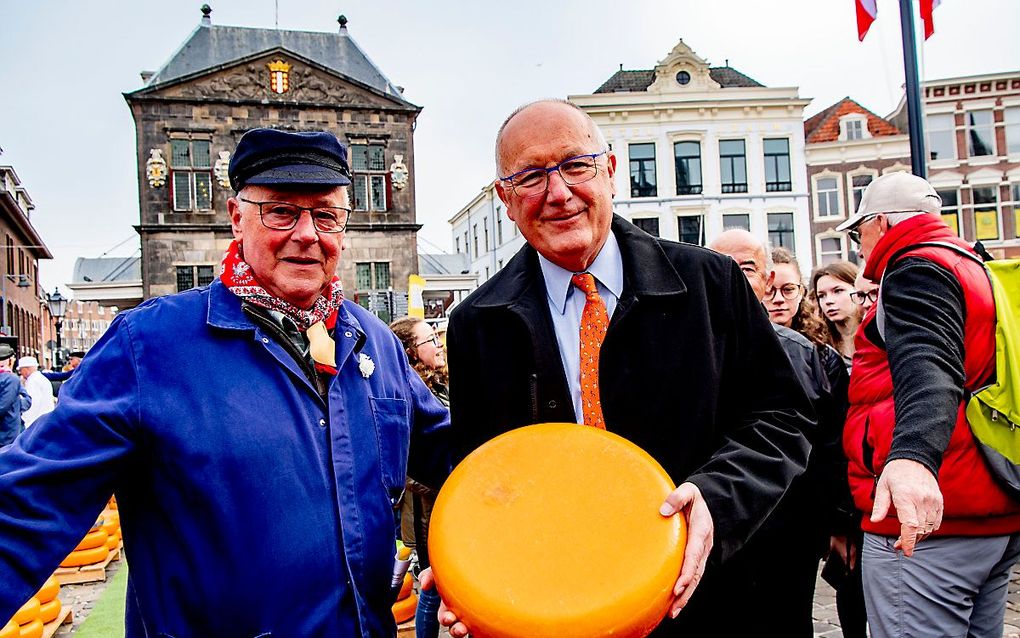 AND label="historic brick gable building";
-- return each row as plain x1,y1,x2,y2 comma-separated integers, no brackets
804,97,910,265
124,8,421,318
